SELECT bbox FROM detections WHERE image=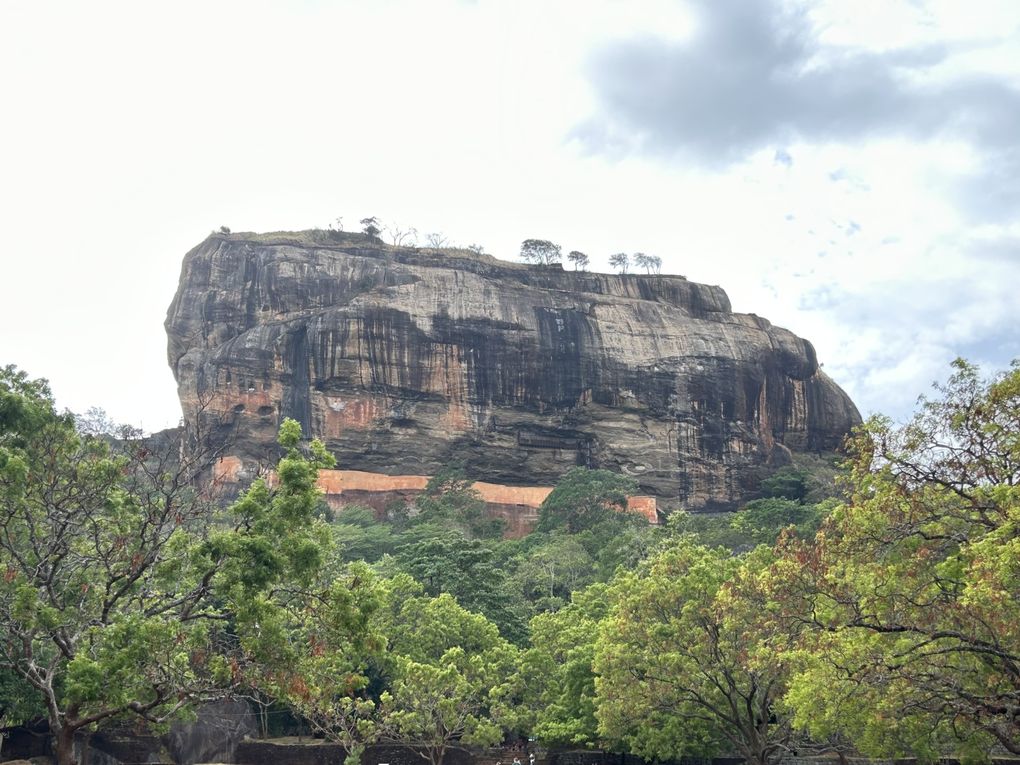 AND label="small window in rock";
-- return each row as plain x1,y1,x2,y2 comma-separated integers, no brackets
225,370,232,384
